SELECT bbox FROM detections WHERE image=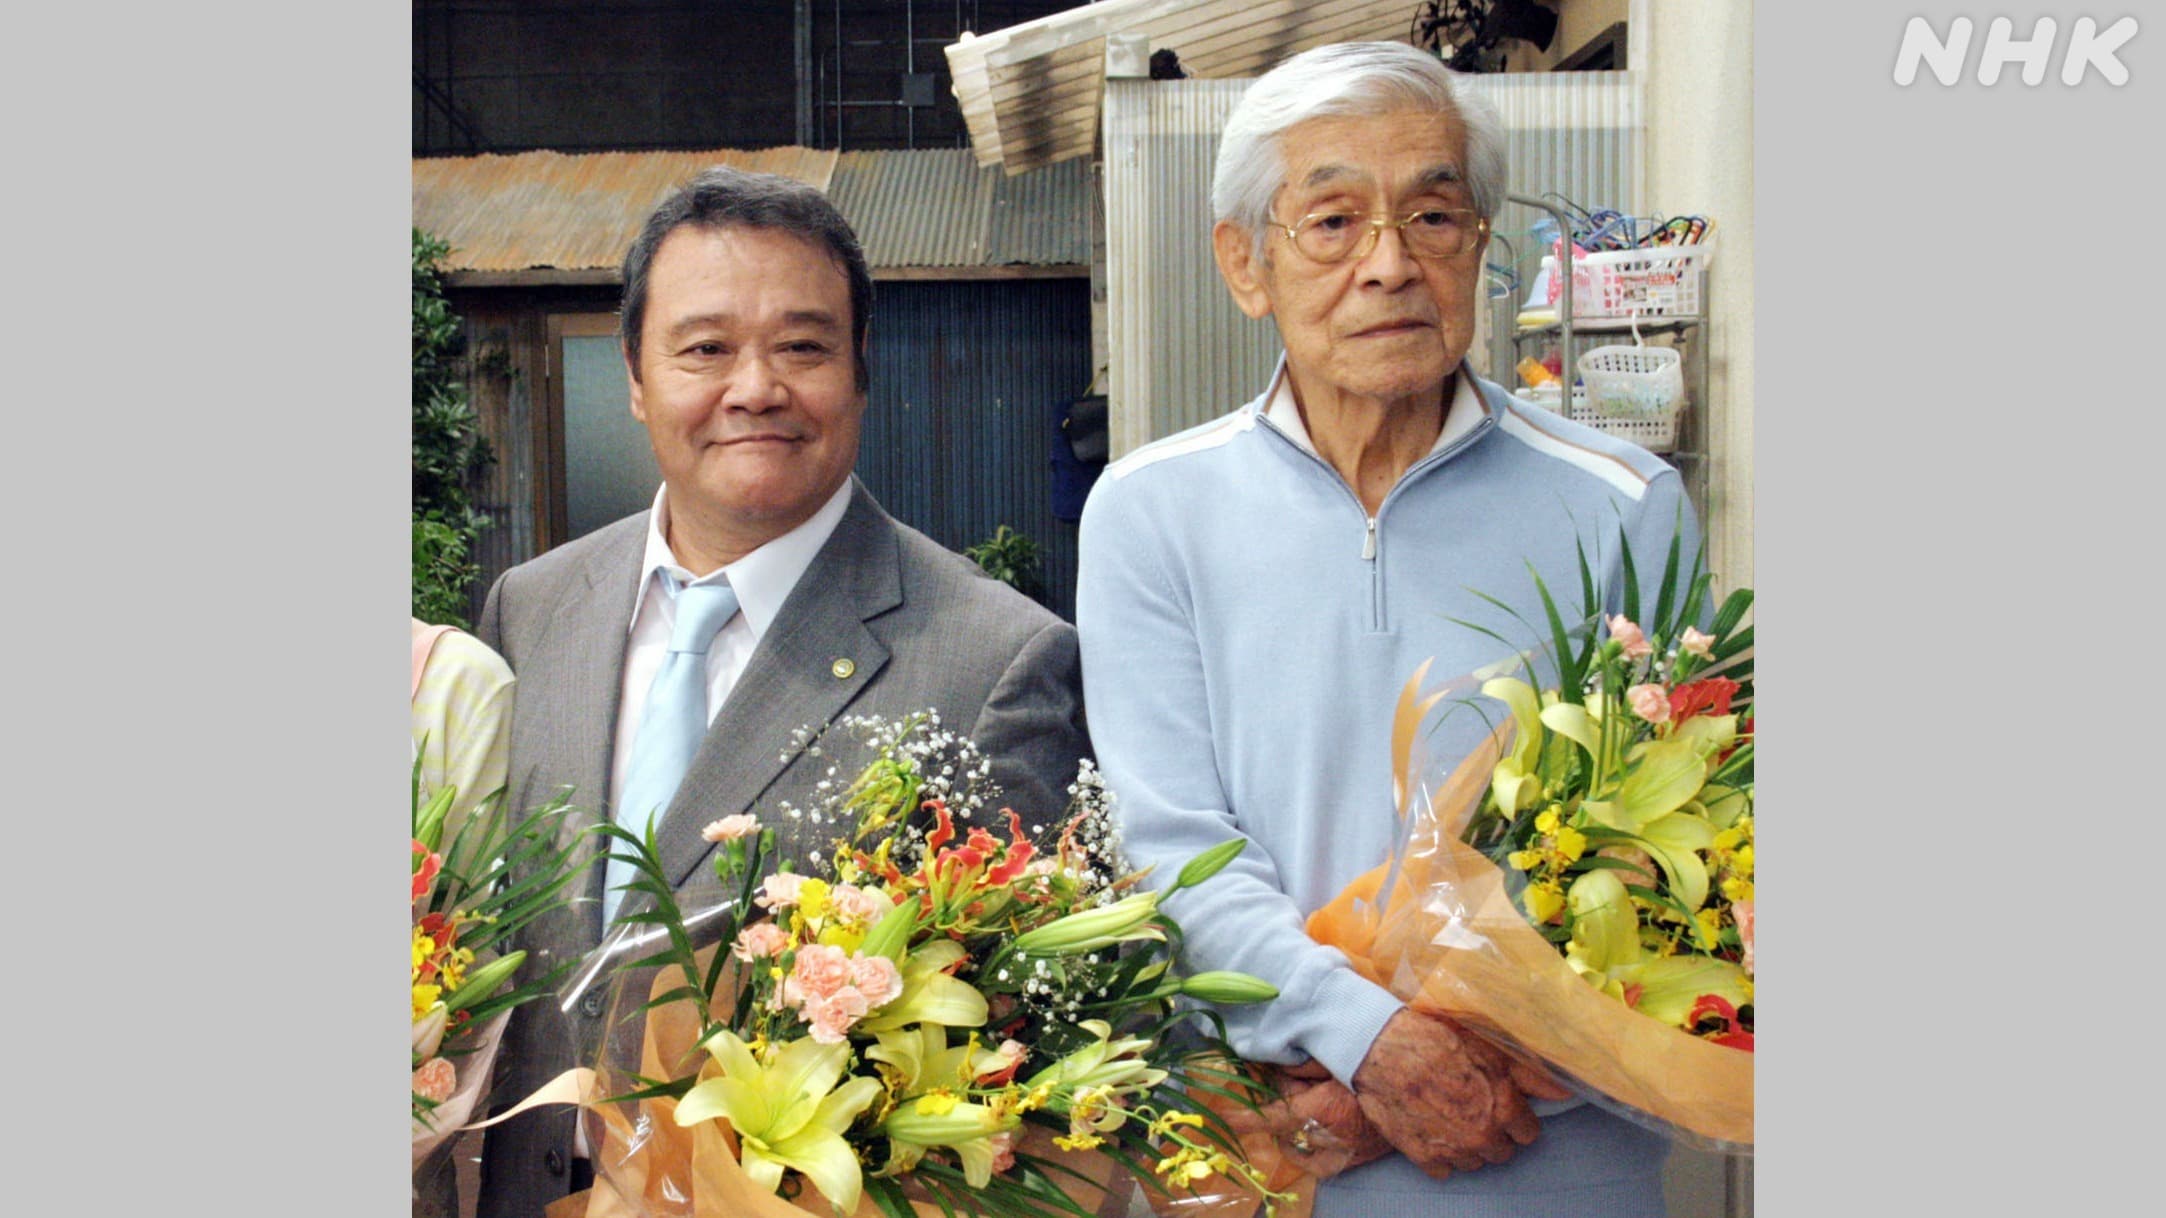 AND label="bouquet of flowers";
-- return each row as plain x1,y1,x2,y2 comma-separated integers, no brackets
1306,530,1755,1149
571,713,1294,1218
412,773,588,1170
